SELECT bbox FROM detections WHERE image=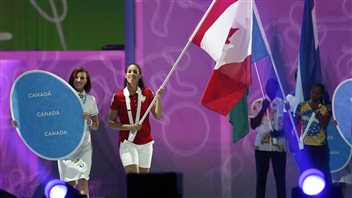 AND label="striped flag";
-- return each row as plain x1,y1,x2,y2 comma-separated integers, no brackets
191,0,270,143
230,7,269,143
191,0,253,116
